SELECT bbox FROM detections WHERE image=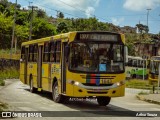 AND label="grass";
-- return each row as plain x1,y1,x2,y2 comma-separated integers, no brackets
0,79,5,86
138,91,149,95
0,67,19,86
0,49,20,54
0,101,8,111
126,79,155,90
